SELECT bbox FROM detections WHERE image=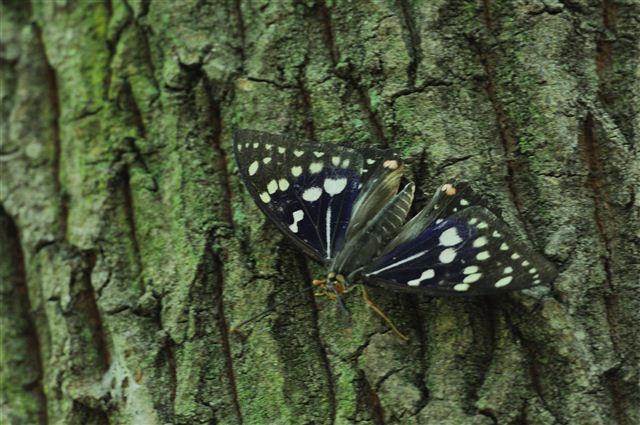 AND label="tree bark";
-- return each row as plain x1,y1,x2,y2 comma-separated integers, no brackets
1,1,638,424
